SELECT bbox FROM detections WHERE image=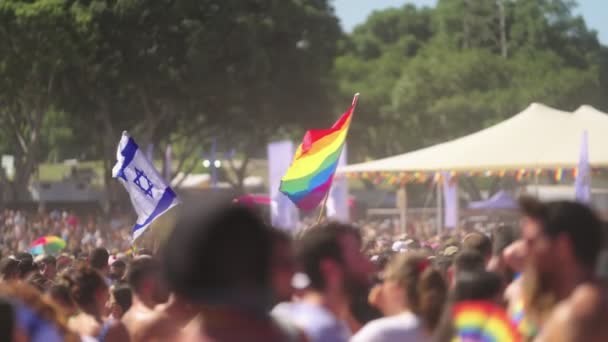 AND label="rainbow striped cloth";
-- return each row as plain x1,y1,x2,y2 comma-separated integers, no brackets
509,298,538,340
280,94,359,211
452,301,522,342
